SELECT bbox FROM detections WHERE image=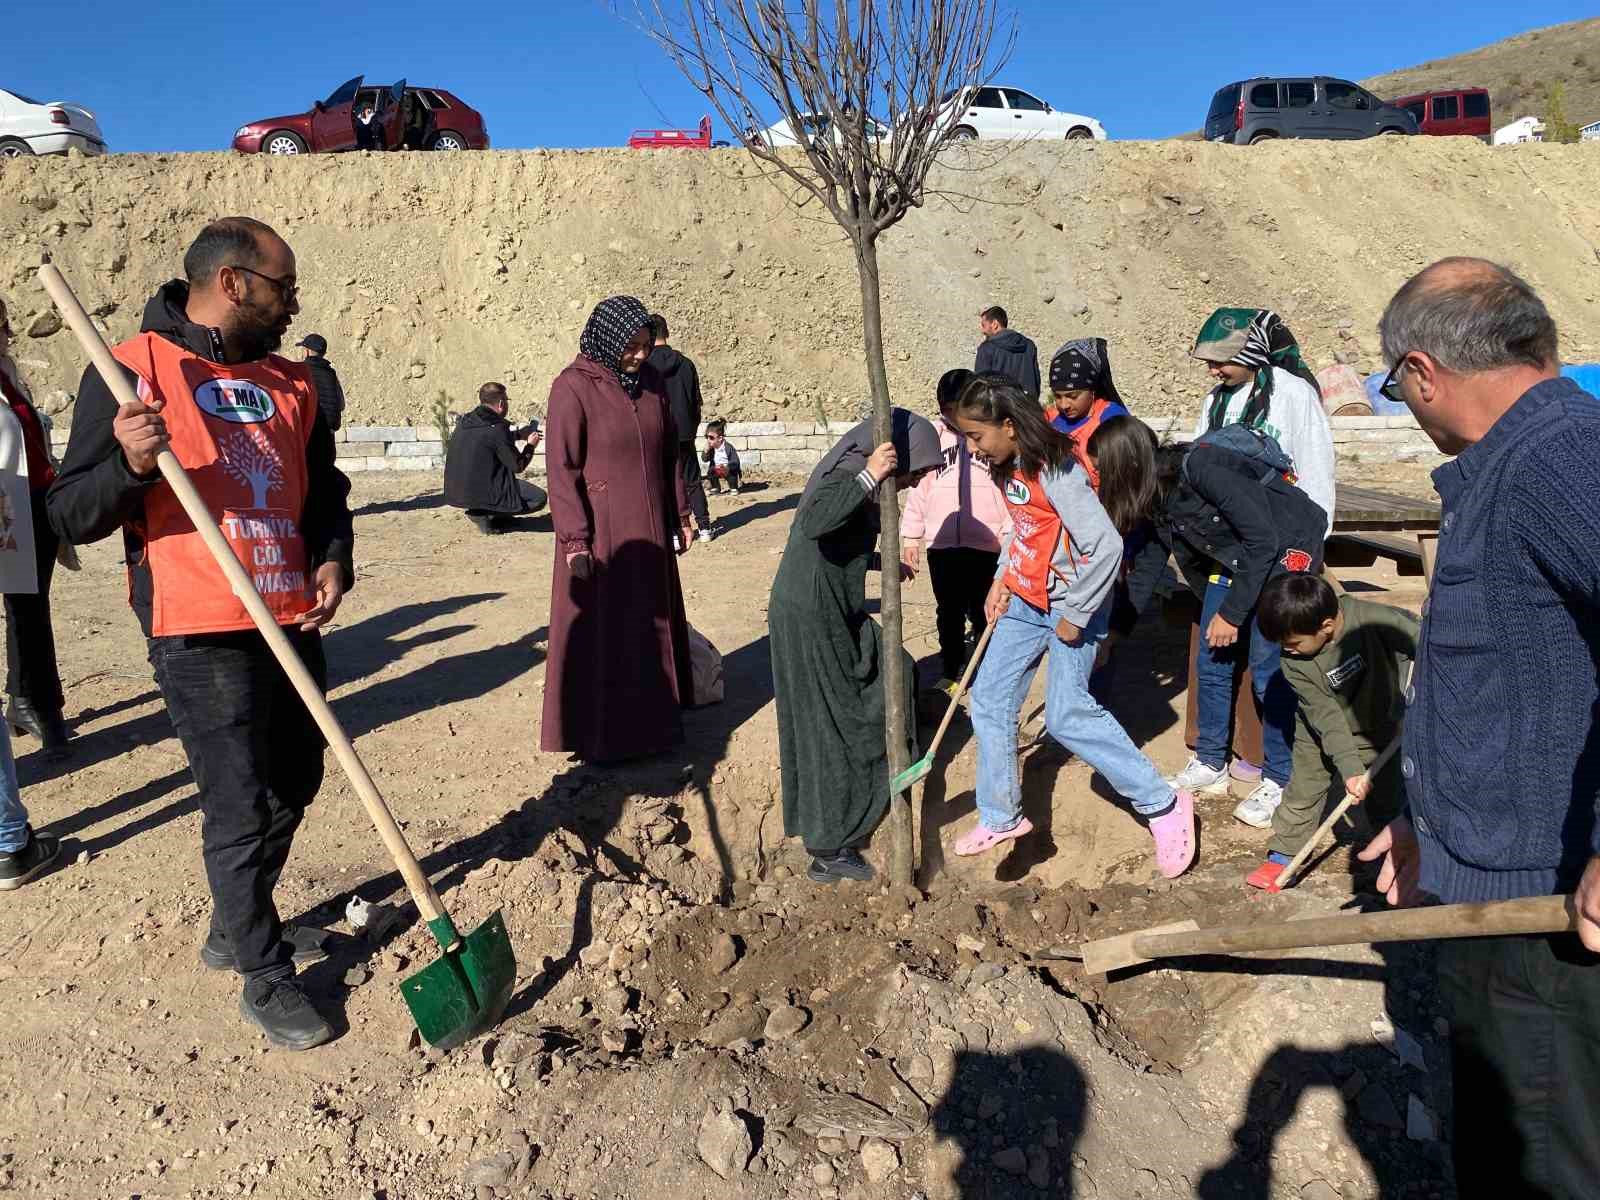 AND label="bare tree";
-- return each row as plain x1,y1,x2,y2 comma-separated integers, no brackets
630,0,1012,884
221,430,286,510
